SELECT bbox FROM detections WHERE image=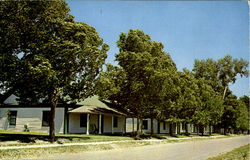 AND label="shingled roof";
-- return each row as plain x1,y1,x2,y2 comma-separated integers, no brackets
68,95,127,116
